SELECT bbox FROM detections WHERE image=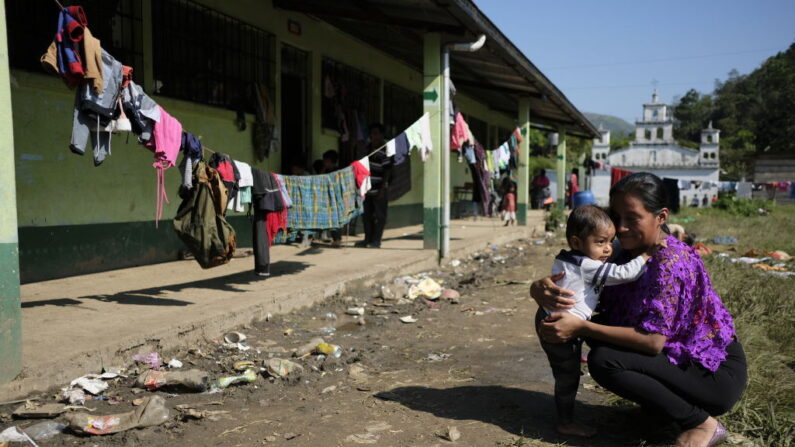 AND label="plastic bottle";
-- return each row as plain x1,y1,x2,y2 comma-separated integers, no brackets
216,368,258,389
135,369,209,391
